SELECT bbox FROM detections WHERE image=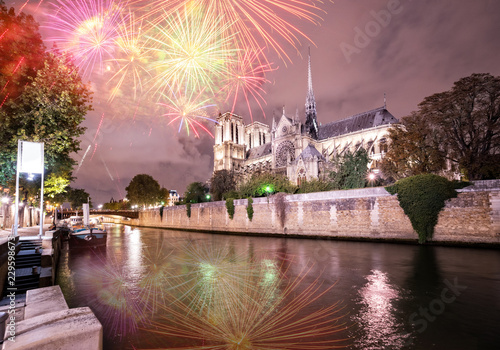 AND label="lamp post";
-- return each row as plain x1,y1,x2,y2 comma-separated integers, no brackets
368,172,376,187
